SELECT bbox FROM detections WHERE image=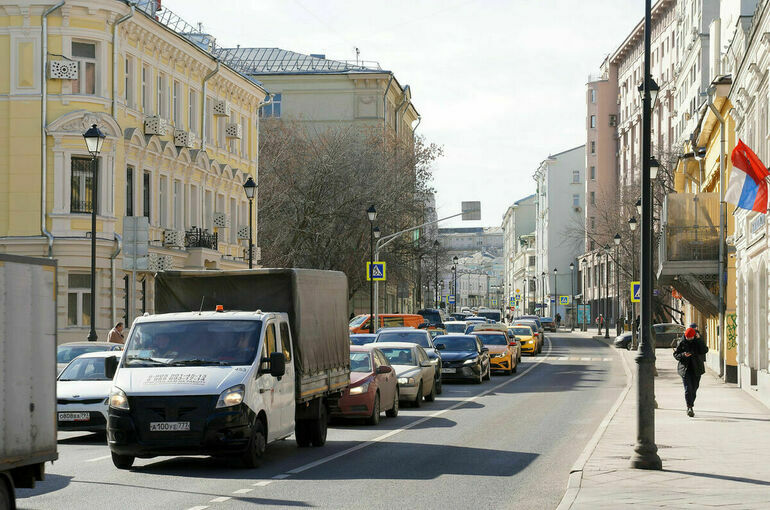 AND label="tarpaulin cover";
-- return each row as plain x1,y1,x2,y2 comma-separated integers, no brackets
155,269,350,379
